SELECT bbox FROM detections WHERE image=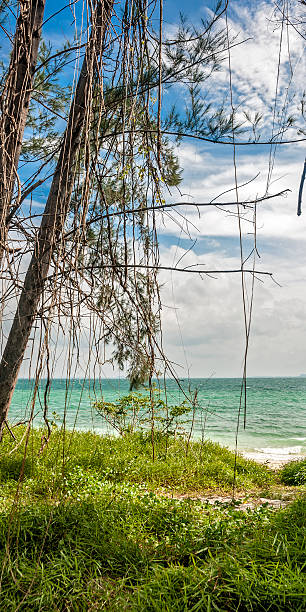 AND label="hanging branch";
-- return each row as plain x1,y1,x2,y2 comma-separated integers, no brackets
0,0,114,435
297,158,306,216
